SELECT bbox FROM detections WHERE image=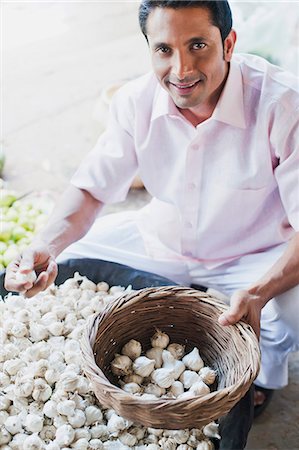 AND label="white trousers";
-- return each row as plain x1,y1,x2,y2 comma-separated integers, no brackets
58,211,299,390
